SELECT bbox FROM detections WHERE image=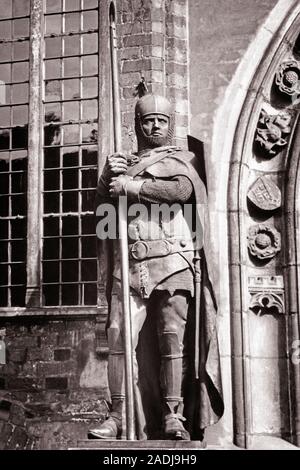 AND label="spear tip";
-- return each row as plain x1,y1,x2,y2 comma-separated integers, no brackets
109,1,116,23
